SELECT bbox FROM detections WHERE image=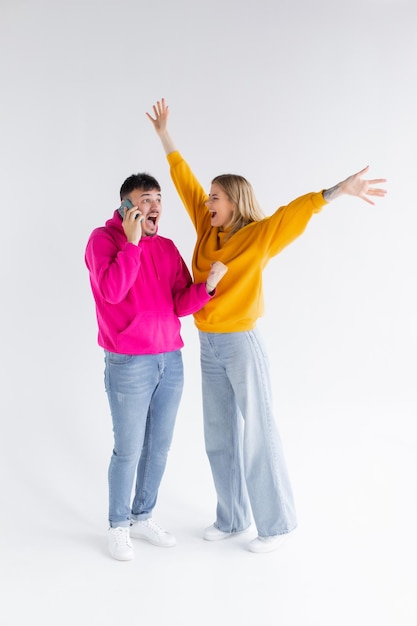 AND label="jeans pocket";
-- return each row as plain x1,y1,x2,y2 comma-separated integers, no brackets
106,351,133,365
